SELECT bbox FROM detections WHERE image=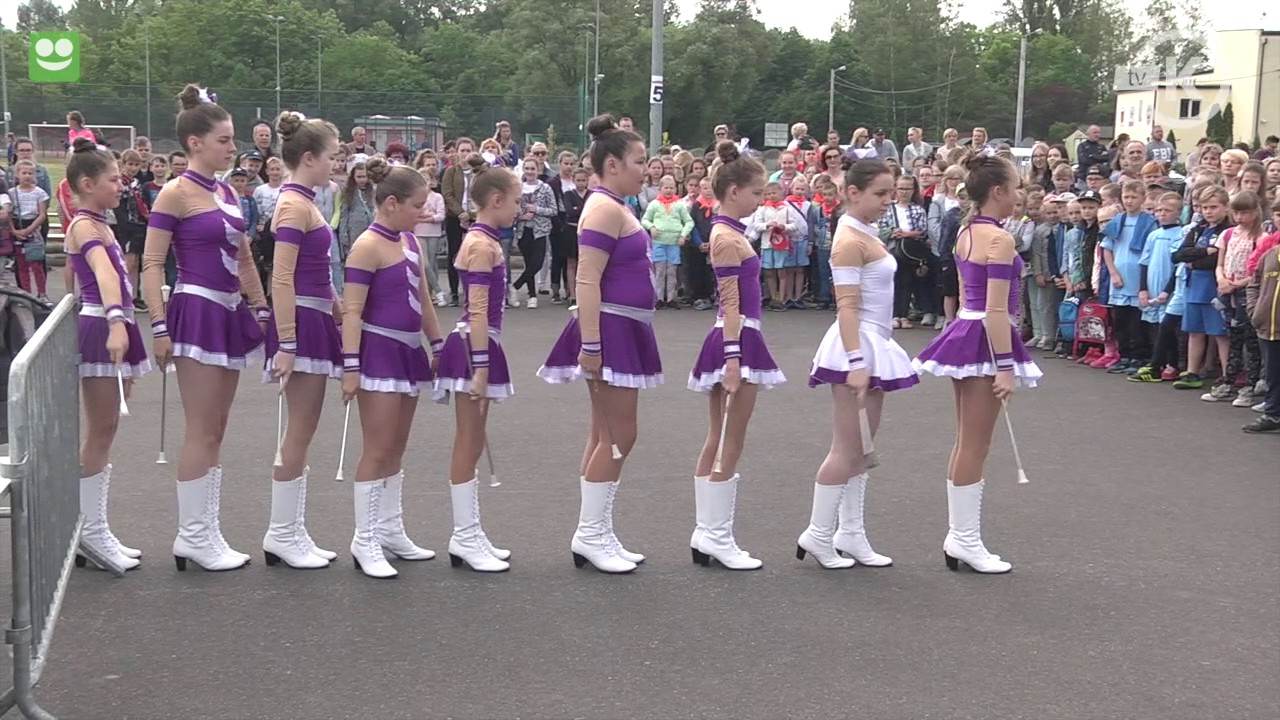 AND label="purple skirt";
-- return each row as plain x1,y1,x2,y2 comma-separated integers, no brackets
687,325,785,392
263,304,343,381
912,317,1042,388
168,293,263,370
431,329,514,403
536,313,663,389
78,316,153,378
359,330,431,396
